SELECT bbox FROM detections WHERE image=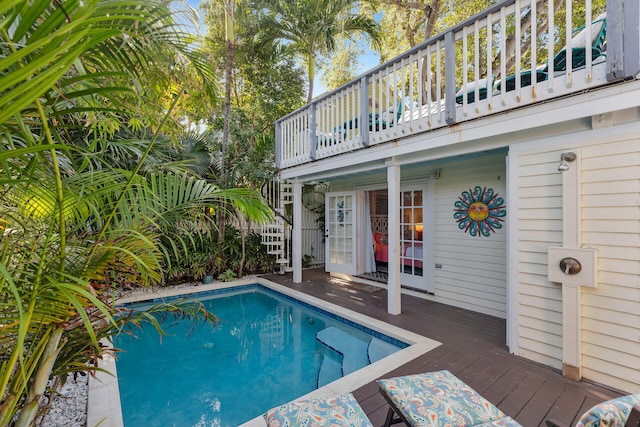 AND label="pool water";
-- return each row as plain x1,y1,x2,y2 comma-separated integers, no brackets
114,285,406,426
